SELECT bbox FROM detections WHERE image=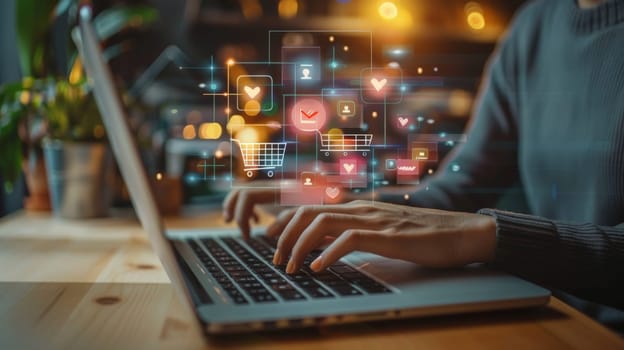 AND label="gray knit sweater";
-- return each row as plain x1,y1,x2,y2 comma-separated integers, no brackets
381,0,624,310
